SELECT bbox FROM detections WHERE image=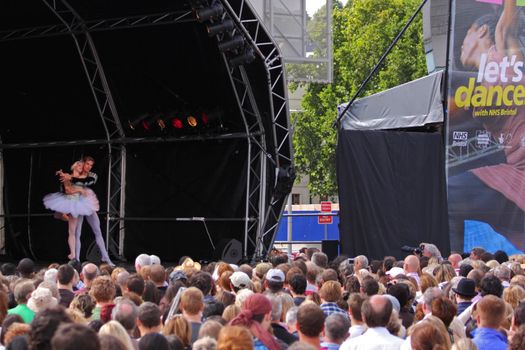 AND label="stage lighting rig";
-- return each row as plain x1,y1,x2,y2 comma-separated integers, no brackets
229,47,255,67
196,3,224,22
207,19,234,37
218,34,245,52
